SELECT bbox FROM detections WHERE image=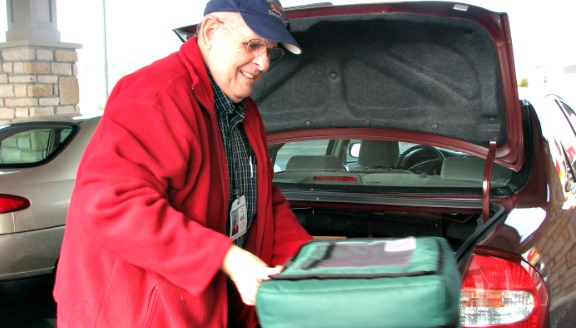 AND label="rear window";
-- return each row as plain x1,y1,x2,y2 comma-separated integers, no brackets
0,123,77,167
269,139,516,194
